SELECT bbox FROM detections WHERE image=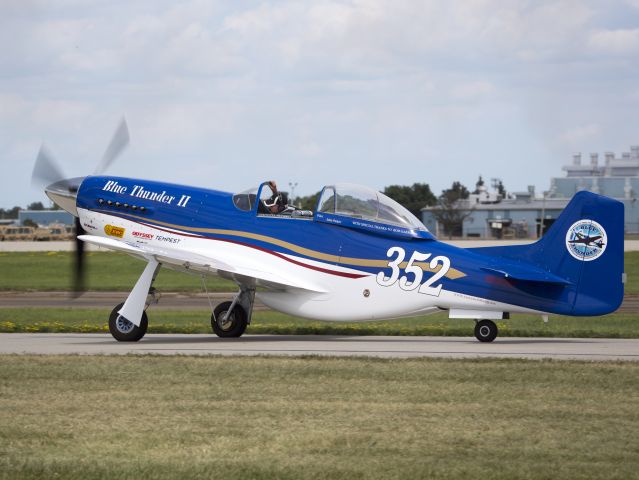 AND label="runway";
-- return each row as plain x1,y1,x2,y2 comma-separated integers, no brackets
1,333,638,360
